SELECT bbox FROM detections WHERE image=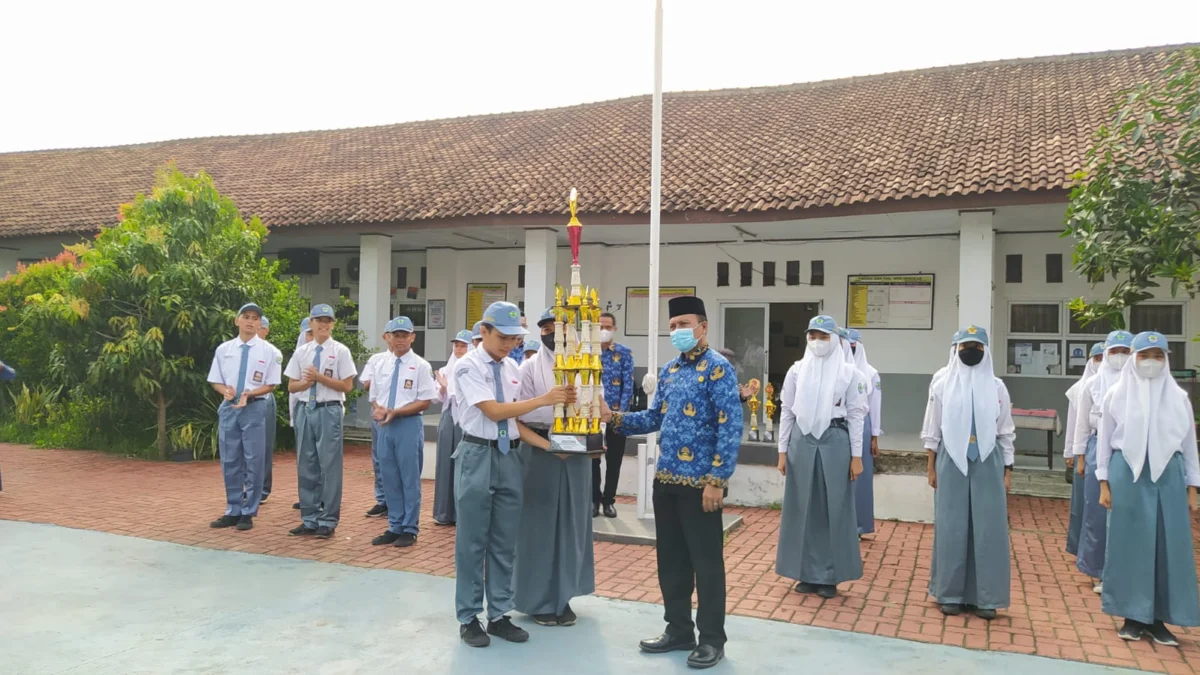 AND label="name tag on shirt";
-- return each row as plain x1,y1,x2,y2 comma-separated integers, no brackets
252,371,264,384
324,368,333,377
403,379,413,390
